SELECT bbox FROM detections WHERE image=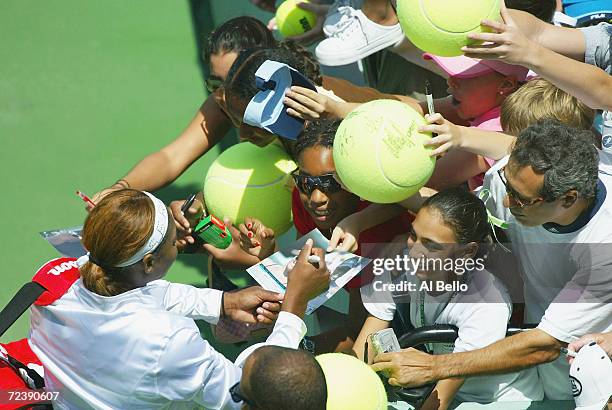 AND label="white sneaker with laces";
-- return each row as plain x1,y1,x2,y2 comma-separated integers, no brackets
323,0,363,36
316,7,404,66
